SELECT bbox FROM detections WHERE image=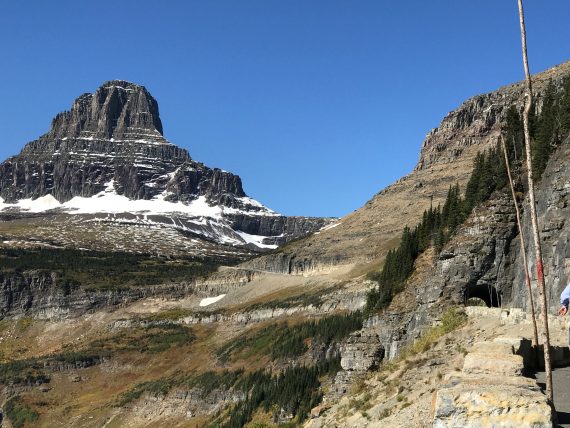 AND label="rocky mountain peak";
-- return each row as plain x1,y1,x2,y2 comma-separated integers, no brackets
0,81,334,254
44,80,165,143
